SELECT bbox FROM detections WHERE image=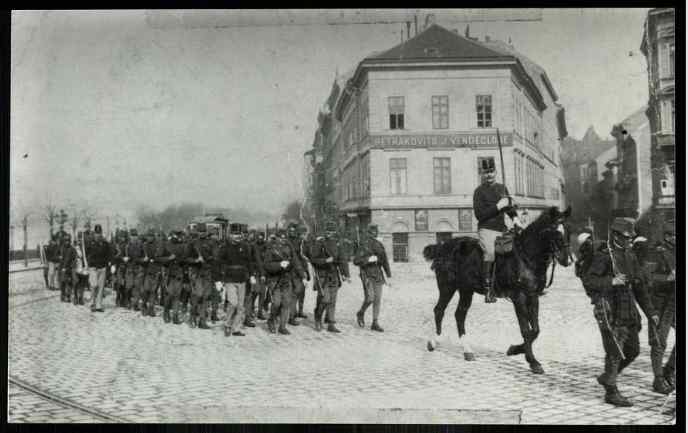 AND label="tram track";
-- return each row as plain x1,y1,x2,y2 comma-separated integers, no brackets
9,284,129,423
8,376,129,423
